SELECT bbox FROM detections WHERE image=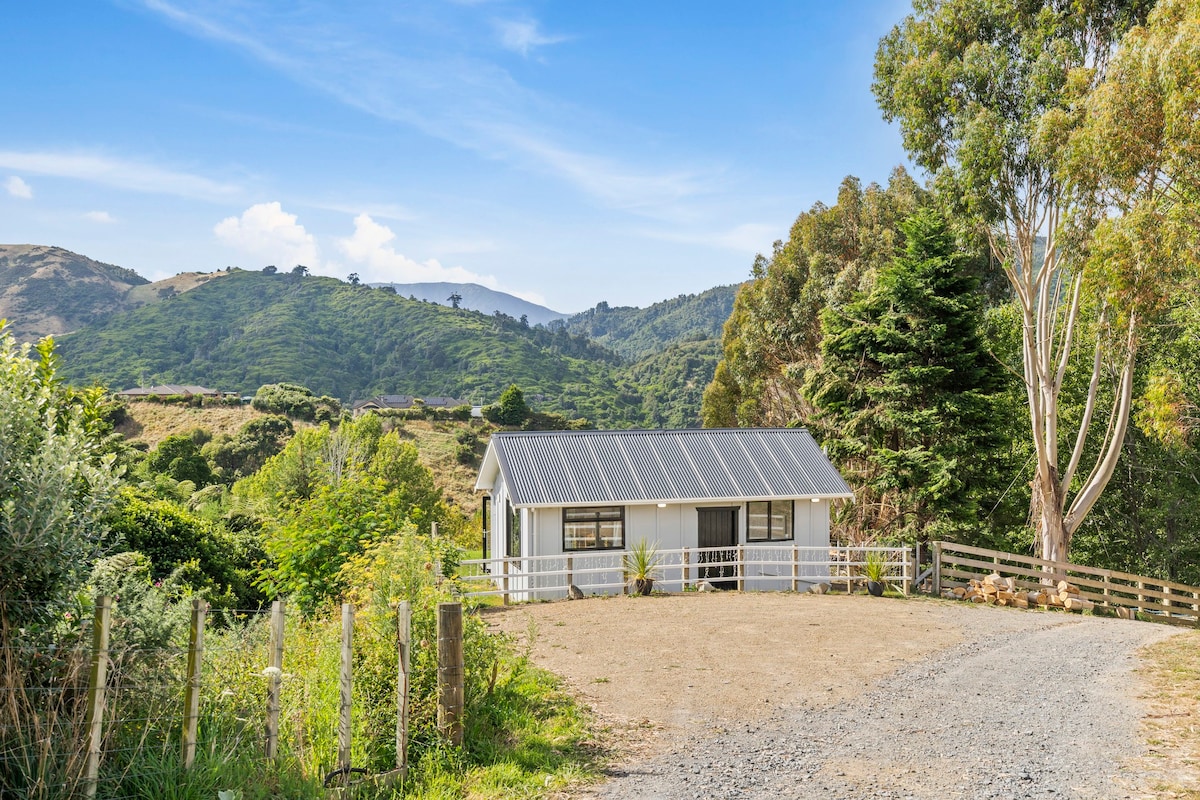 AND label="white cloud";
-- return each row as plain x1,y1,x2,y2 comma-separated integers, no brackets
214,202,320,268
495,18,569,57
83,210,117,224
4,176,32,199
338,214,500,286
0,150,240,201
